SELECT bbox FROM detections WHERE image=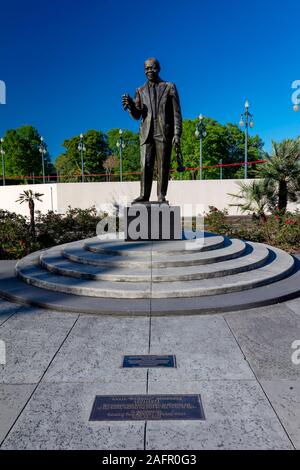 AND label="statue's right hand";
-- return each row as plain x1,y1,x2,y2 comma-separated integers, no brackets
122,93,132,110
